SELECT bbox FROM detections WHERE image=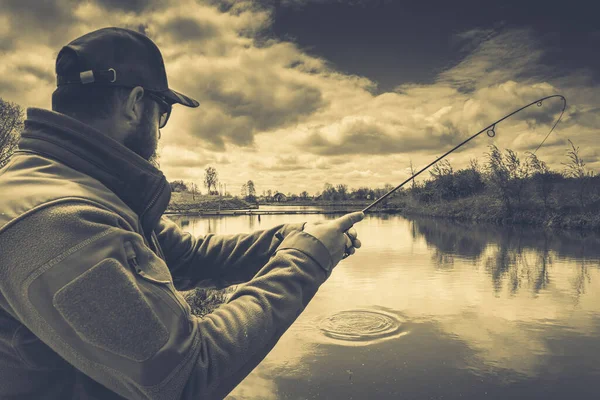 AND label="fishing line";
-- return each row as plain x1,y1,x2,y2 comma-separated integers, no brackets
362,94,567,213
